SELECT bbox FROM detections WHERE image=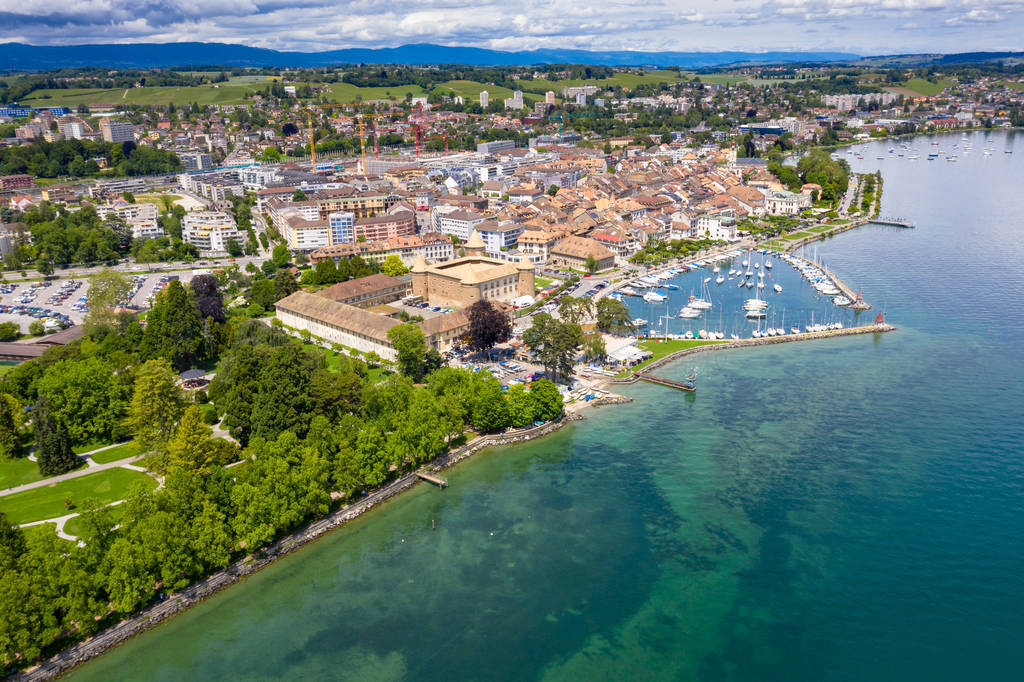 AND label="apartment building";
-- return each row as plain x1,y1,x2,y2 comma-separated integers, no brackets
181,211,245,255
101,121,135,143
